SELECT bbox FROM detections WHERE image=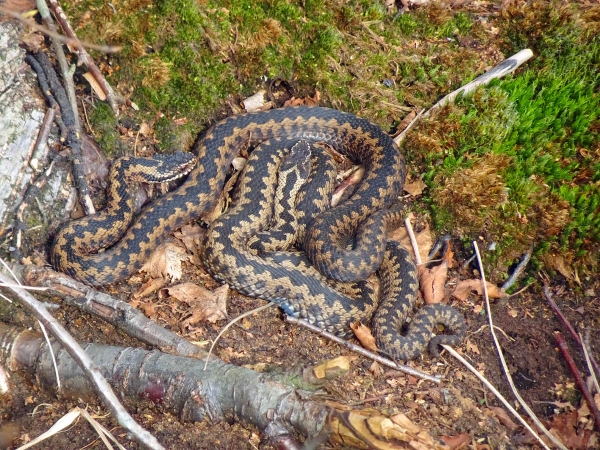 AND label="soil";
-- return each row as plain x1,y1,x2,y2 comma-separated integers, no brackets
1,2,599,450
2,237,599,449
